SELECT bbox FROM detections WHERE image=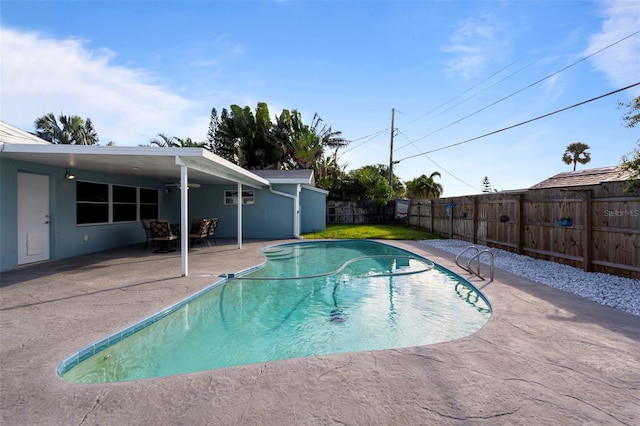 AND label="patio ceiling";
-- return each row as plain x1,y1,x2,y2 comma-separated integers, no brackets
0,144,270,189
